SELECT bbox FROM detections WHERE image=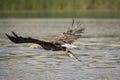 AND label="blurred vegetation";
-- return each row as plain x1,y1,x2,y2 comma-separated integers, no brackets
0,0,120,18
0,0,120,10
0,10,120,18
